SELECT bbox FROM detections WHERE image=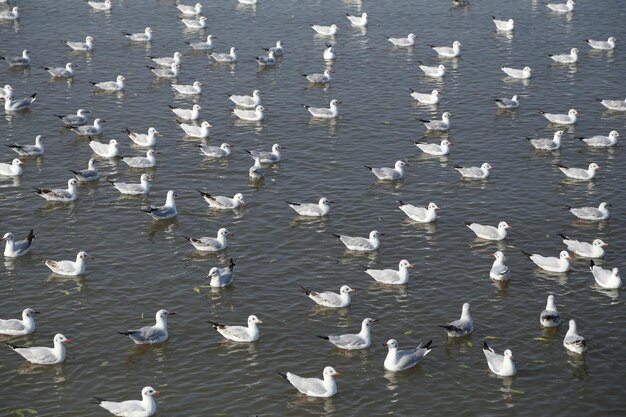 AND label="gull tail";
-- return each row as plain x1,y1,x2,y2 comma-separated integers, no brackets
422,340,434,350
117,331,136,336
207,320,224,329
69,169,81,176
363,165,373,171
316,335,330,341
300,286,312,296
558,232,570,240
331,233,342,239
398,200,406,206
521,250,533,258
5,342,27,351
27,229,36,243
285,201,300,206
278,371,288,380
482,341,492,351
301,104,311,110
196,189,211,198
